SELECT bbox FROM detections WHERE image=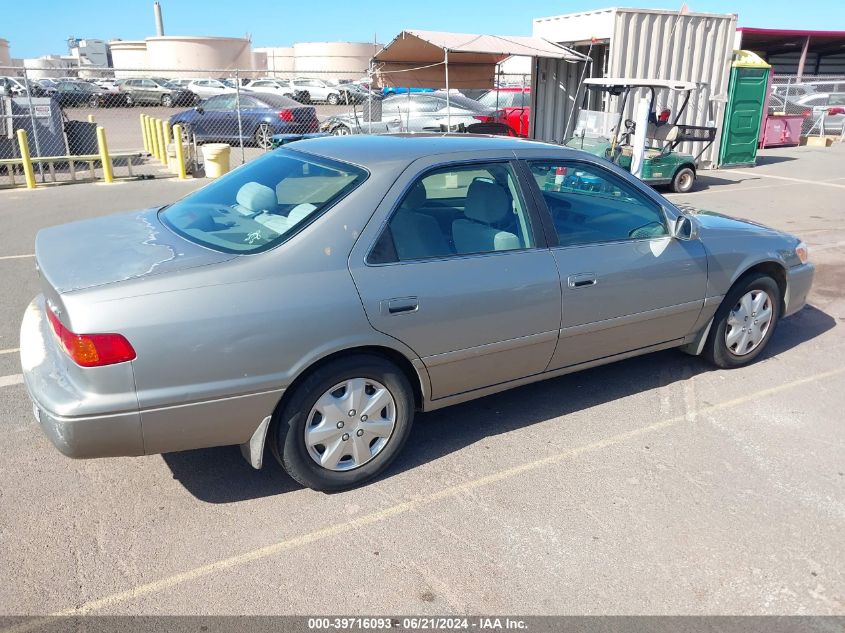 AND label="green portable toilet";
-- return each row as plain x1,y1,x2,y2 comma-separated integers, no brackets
718,50,771,167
